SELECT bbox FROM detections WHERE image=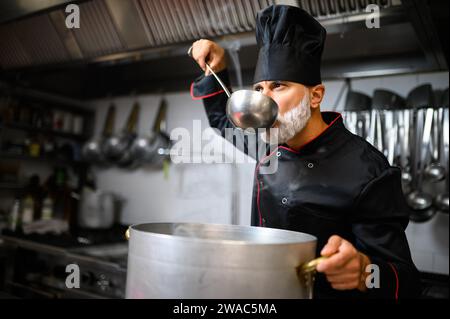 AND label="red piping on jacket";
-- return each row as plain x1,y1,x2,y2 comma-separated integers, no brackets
254,113,342,227
254,146,284,226
388,262,399,301
295,112,342,152
190,82,225,100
